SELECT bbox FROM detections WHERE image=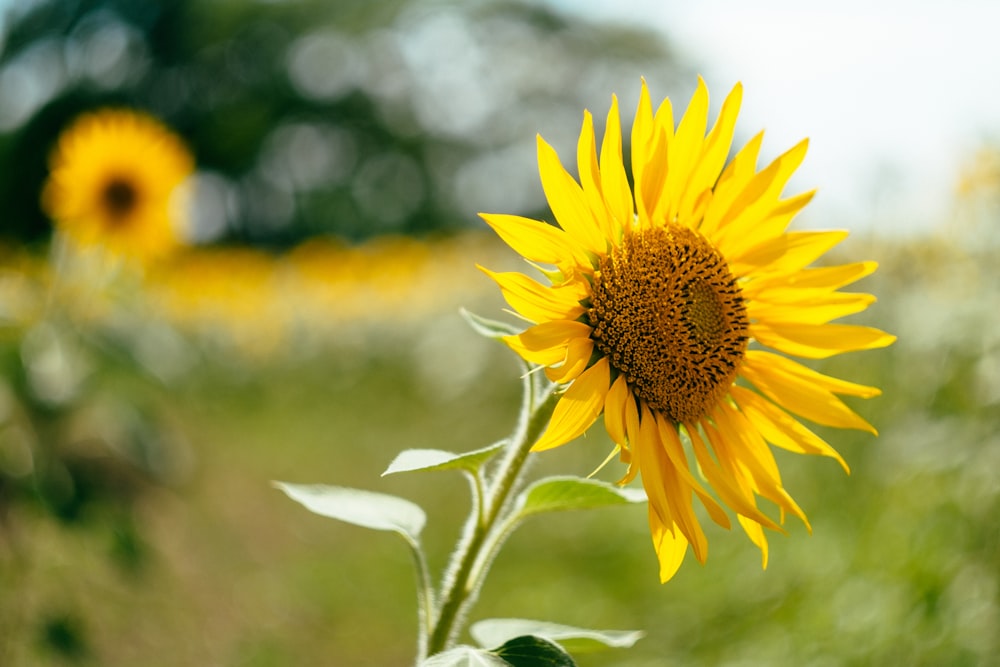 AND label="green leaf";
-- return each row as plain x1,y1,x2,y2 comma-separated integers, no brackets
382,442,505,477
514,476,646,519
460,308,523,340
419,646,510,667
491,636,576,667
472,619,644,654
273,482,425,540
